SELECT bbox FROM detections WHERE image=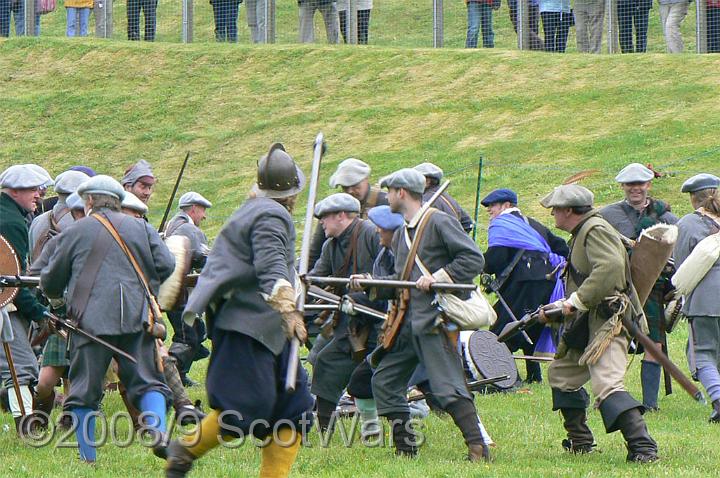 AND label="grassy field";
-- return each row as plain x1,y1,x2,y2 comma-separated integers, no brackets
1,38,720,477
